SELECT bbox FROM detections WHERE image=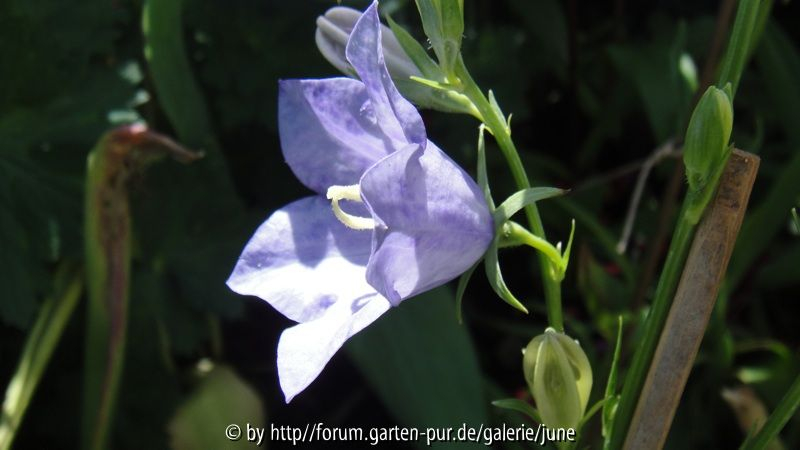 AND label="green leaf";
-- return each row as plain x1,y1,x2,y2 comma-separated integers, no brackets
602,317,624,441
473,125,528,313
386,15,443,81
455,262,479,324
476,125,493,207
491,398,542,423
560,219,576,276
346,287,487,447
414,0,462,76
138,0,248,333
415,0,444,55
488,90,508,134
493,188,566,226
142,0,217,153
485,242,529,314
437,0,464,49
